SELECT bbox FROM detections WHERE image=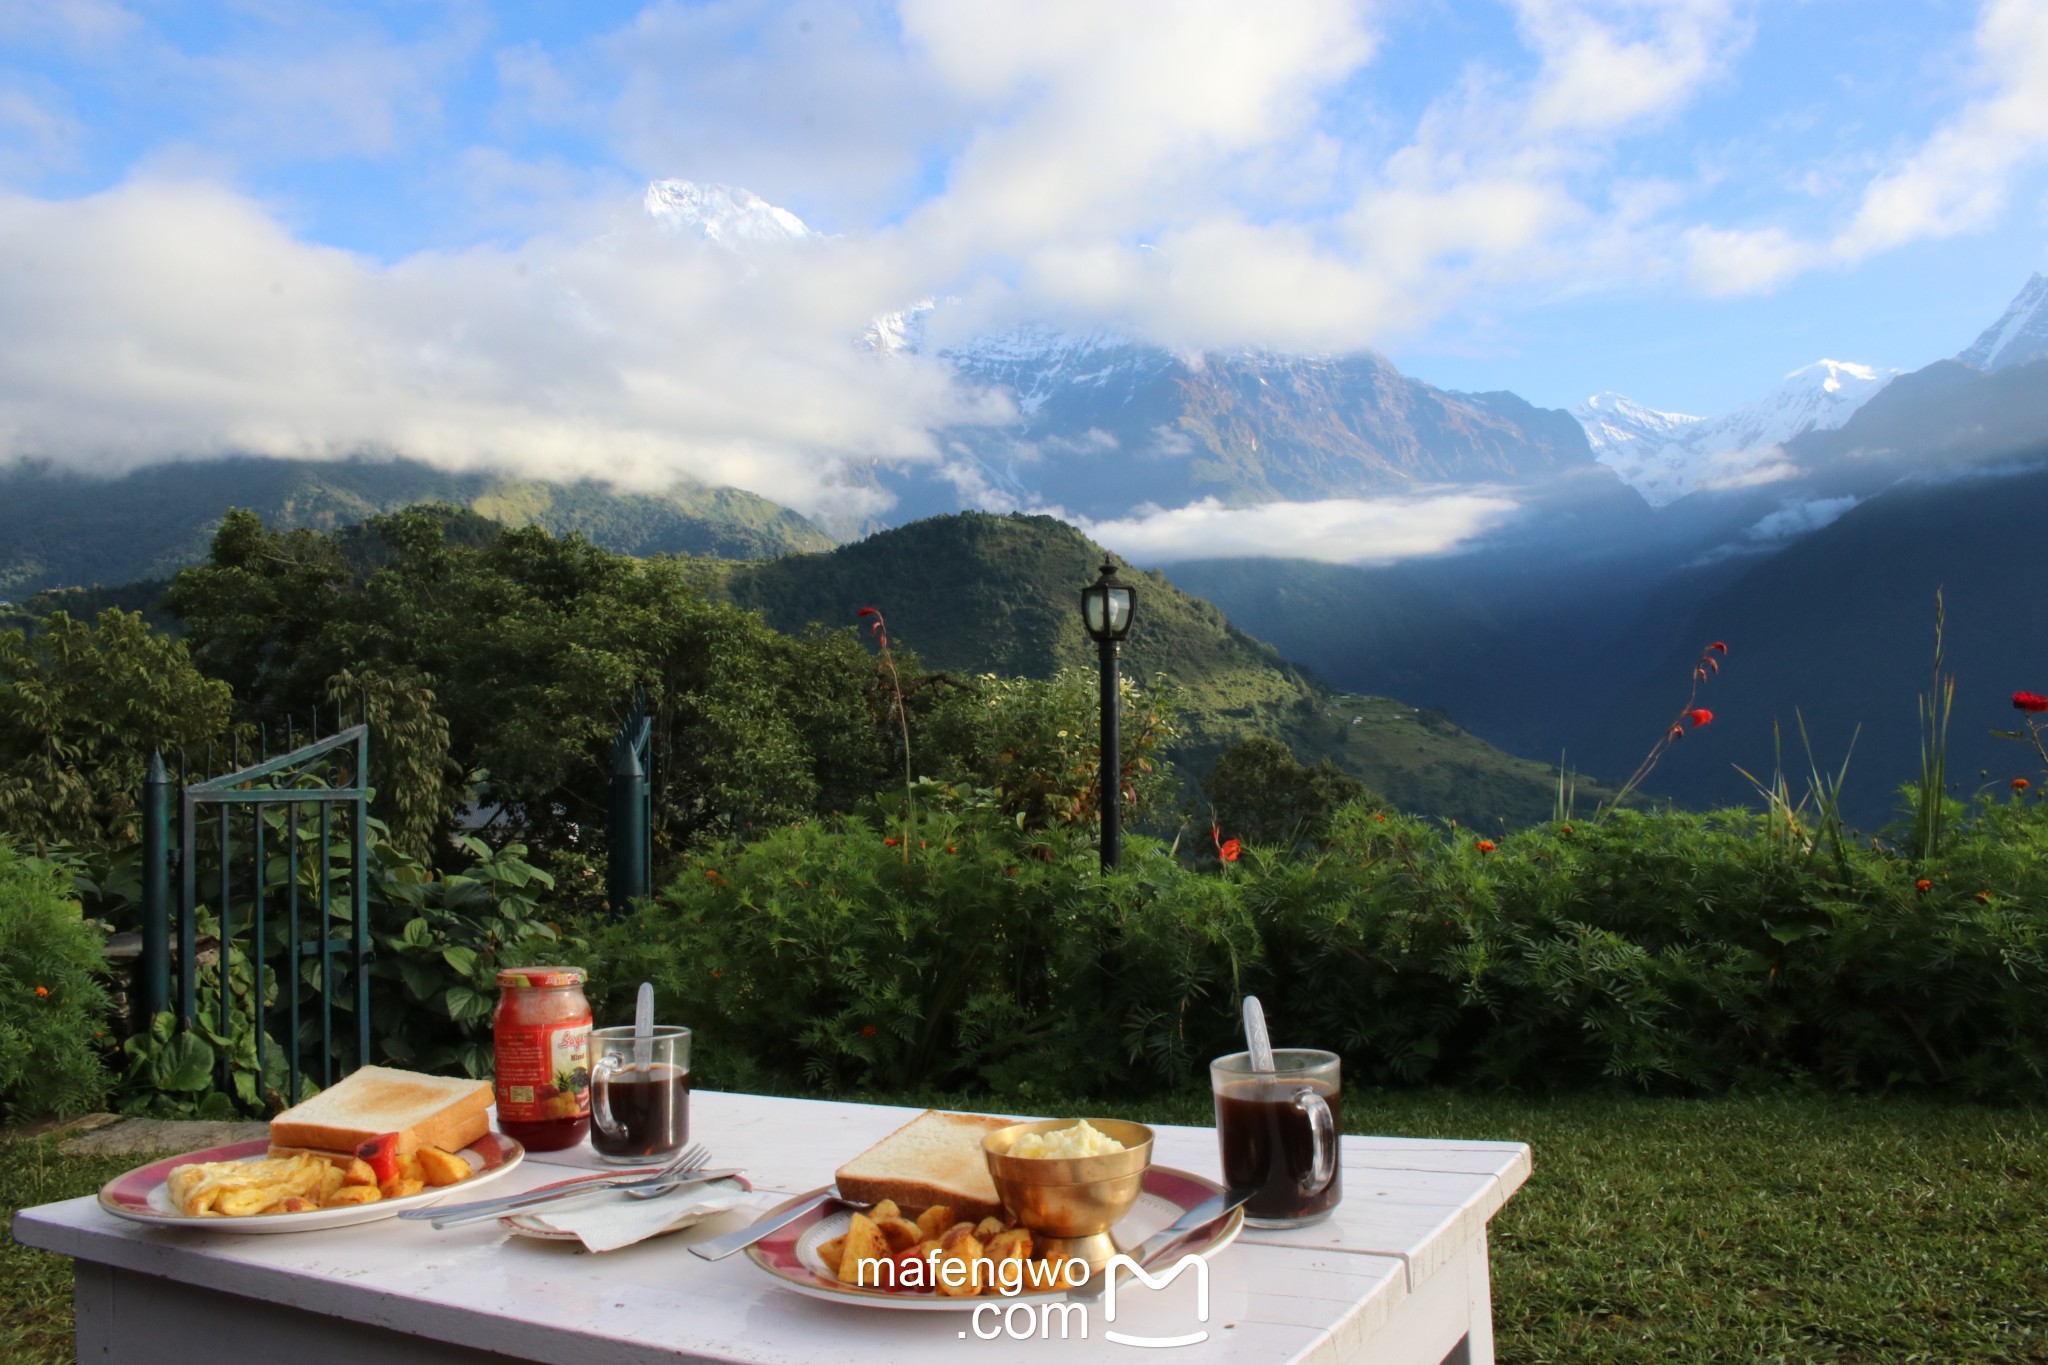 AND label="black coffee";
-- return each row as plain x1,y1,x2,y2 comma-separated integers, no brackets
590,1064,691,1159
1215,1080,1342,1222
